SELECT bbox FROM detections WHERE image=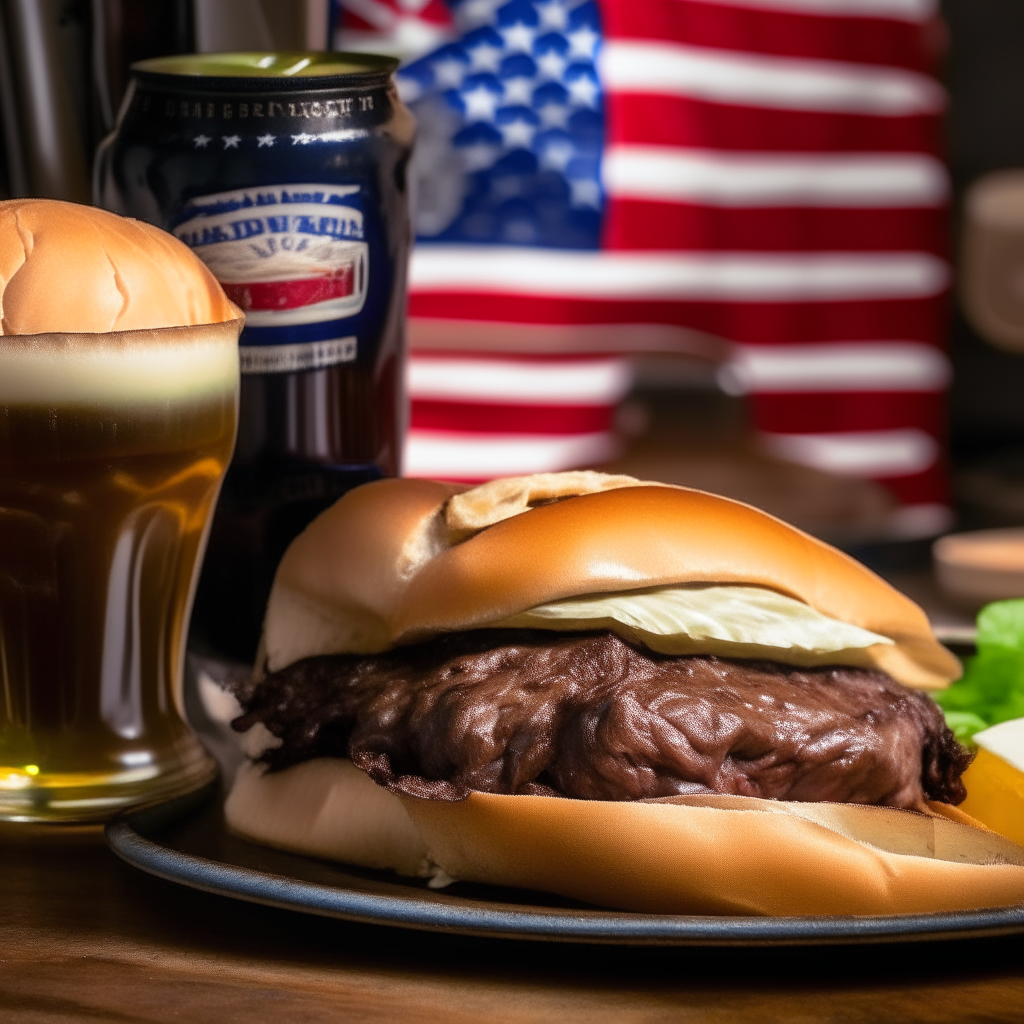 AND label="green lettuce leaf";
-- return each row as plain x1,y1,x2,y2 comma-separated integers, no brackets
934,598,1024,742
